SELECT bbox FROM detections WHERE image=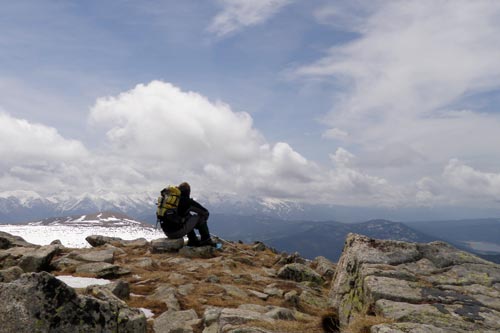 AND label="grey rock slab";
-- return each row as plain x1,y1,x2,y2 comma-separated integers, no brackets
0,231,35,249
312,256,336,280
75,262,121,278
371,322,450,333
218,308,274,327
264,307,296,321
1,244,60,272
151,284,180,311
69,248,115,263
418,242,493,268
153,309,199,333
221,284,247,299
0,266,23,282
151,238,184,253
51,256,83,271
248,289,269,300
0,271,146,333
104,279,130,300
364,276,424,303
277,263,324,284
299,289,329,309
86,235,123,247
179,245,216,259
263,285,284,297
375,299,500,331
